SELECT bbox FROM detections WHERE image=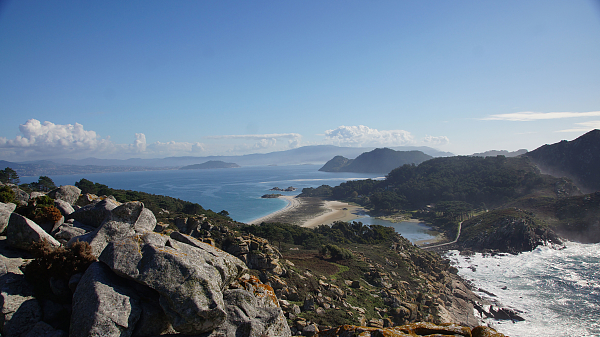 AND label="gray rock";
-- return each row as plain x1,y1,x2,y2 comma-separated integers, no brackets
99,232,247,335
210,289,291,337
23,321,67,337
0,201,17,233
53,223,87,243
29,191,46,199
54,199,75,216
68,201,156,257
68,273,83,293
131,283,177,336
9,185,30,205
0,272,42,337
68,198,119,228
6,213,61,251
110,201,156,233
70,262,141,337
48,185,81,205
